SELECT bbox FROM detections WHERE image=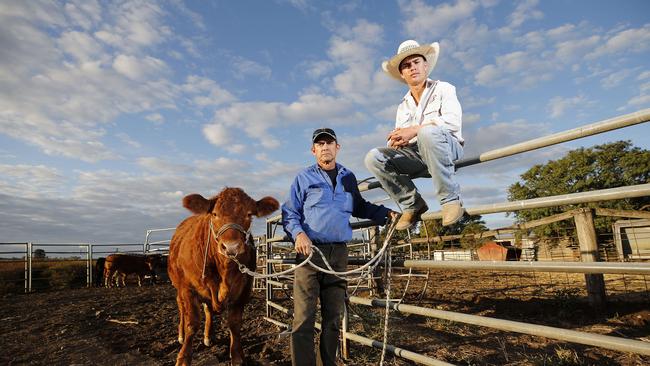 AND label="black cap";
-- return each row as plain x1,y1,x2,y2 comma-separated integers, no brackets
312,128,337,143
